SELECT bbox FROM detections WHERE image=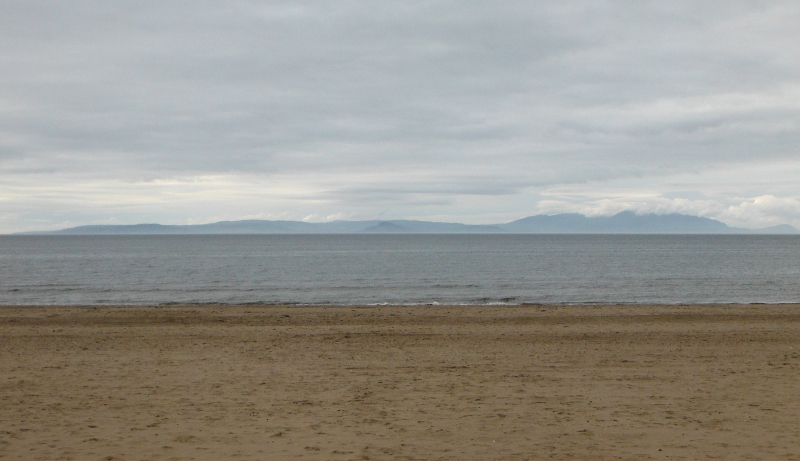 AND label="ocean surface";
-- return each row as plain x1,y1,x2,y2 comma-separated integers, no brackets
1,234,799,305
